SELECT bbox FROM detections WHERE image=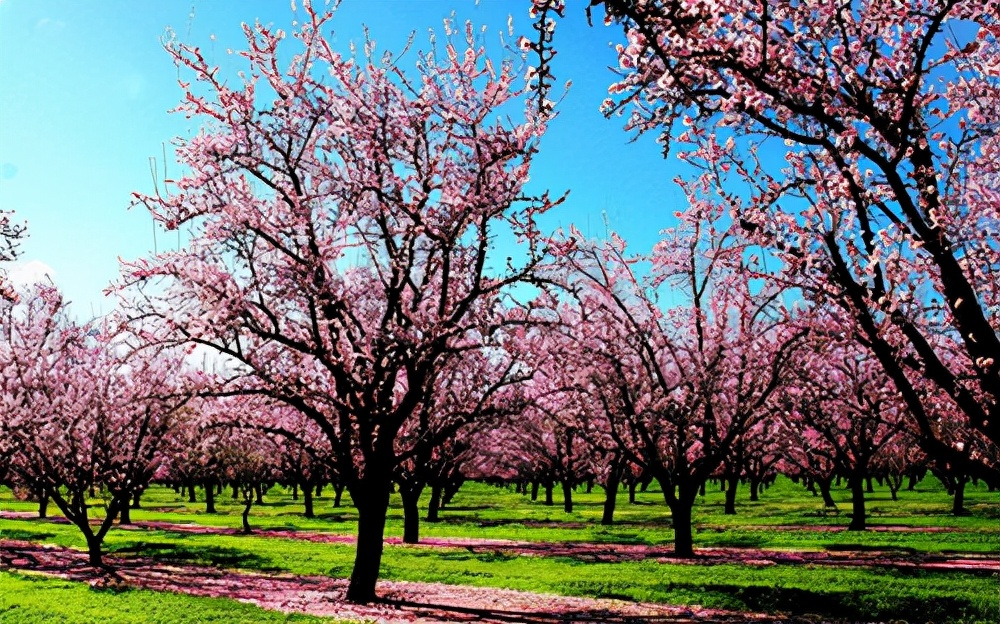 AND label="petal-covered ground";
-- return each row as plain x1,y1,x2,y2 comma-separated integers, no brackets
2,511,994,575
0,539,771,623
